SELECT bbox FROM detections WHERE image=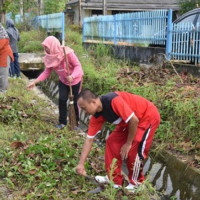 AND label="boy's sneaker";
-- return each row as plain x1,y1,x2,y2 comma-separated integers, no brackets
95,175,109,184
125,183,145,193
113,184,122,189
56,124,66,129
125,183,137,193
